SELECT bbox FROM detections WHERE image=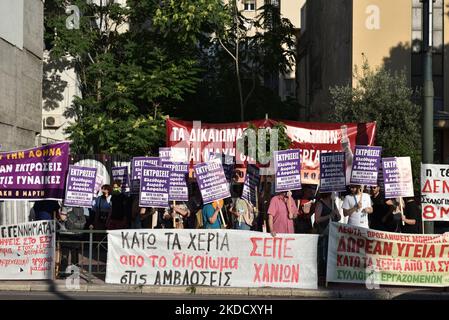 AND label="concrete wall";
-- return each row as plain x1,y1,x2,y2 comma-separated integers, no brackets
0,0,43,152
